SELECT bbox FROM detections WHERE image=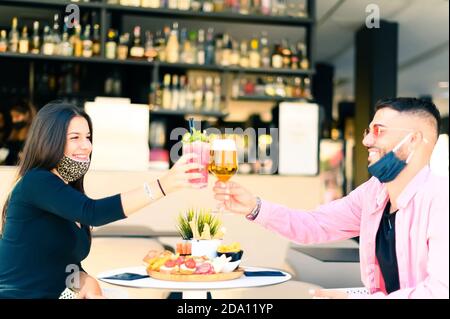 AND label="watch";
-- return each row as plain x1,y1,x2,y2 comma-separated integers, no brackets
246,197,261,221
